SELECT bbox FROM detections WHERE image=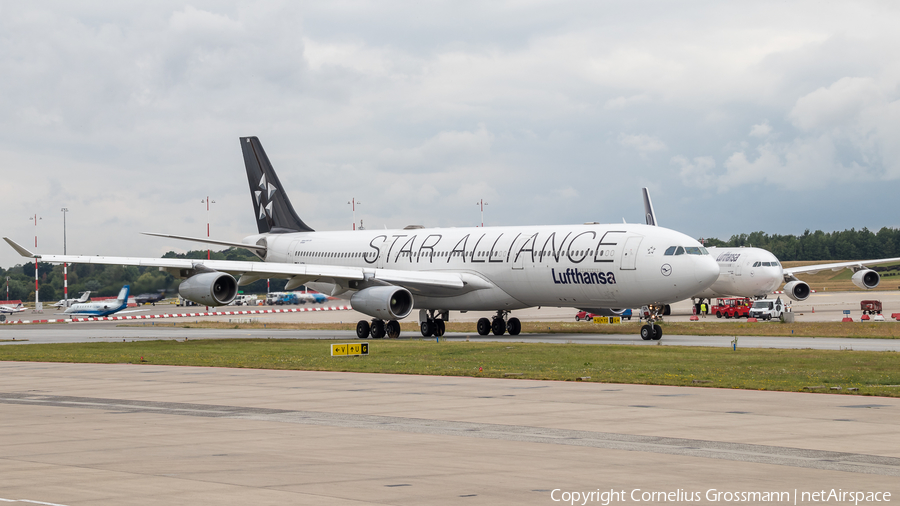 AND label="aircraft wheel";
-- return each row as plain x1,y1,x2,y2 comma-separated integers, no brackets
640,325,652,340
651,325,663,340
370,320,386,339
356,320,370,339
386,320,401,339
477,318,491,336
420,320,434,337
507,317,521,336
435,319,445,336
491,318,507,335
